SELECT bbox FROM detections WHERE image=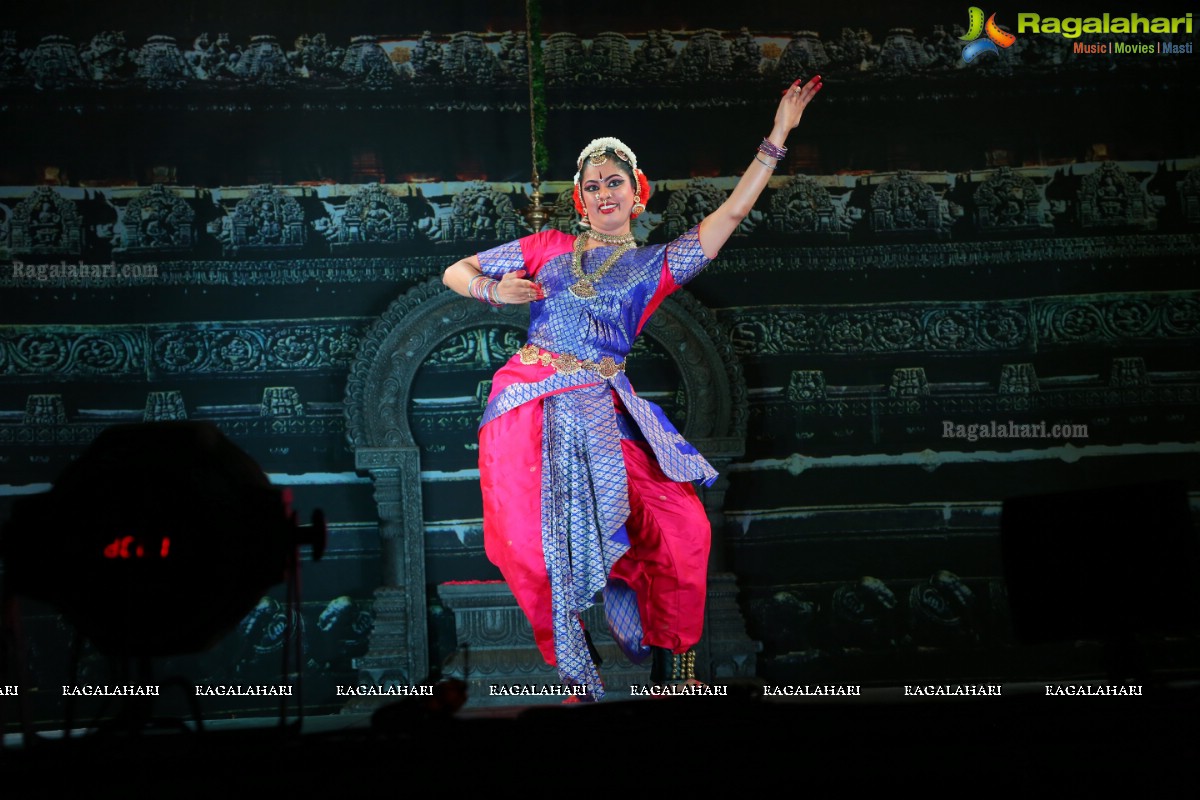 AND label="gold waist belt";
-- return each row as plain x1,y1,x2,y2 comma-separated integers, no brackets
518,344,626,380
